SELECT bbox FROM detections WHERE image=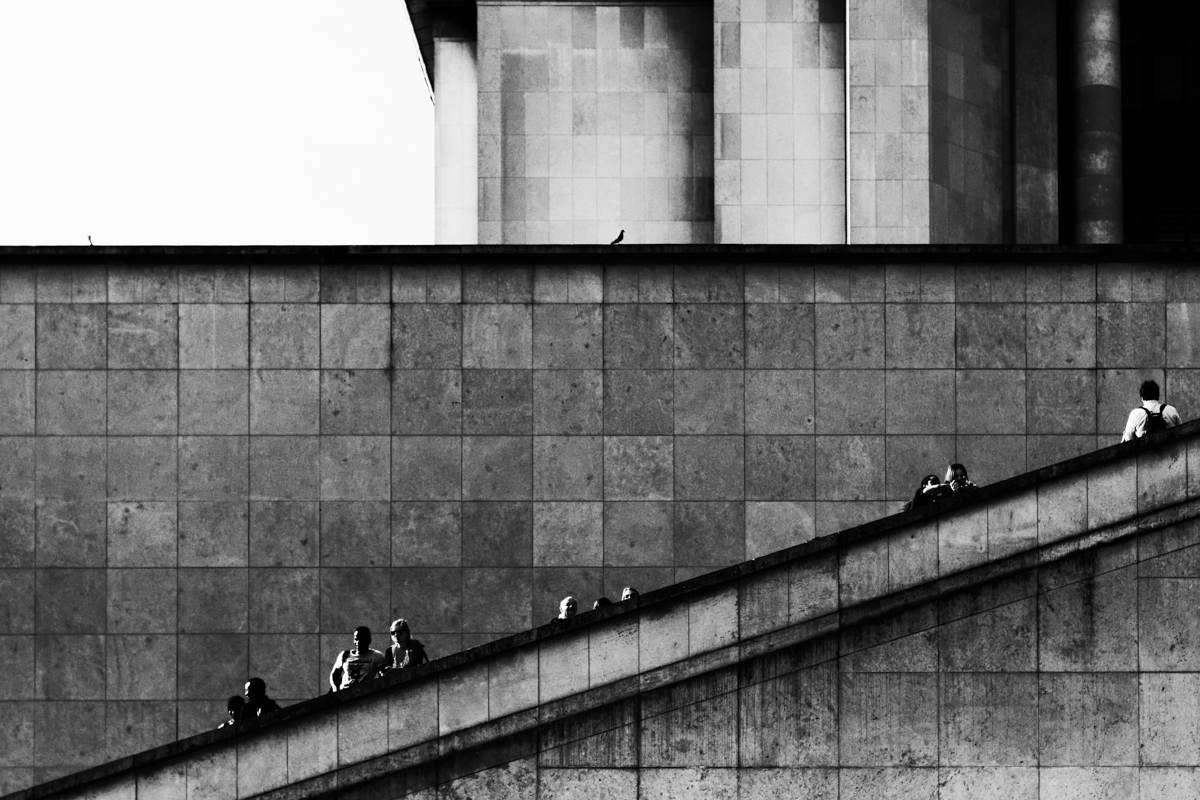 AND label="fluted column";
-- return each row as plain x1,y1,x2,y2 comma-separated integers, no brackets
1074,0,1122,243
